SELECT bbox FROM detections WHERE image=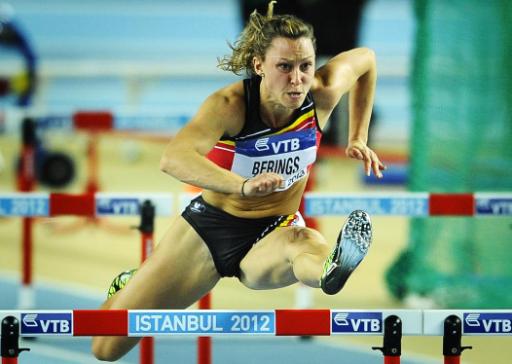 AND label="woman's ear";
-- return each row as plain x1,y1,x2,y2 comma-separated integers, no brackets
253,56,263,77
